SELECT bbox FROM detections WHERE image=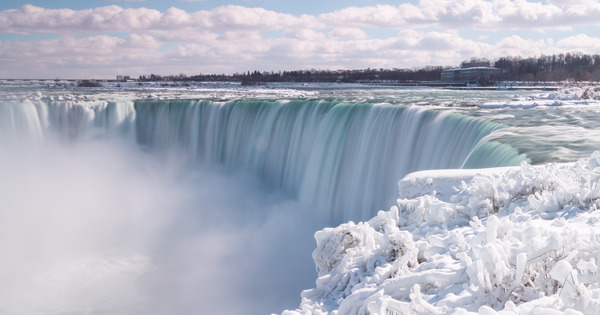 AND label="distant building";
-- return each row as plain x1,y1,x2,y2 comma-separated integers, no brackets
116,75,131,81
441,67,502,85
